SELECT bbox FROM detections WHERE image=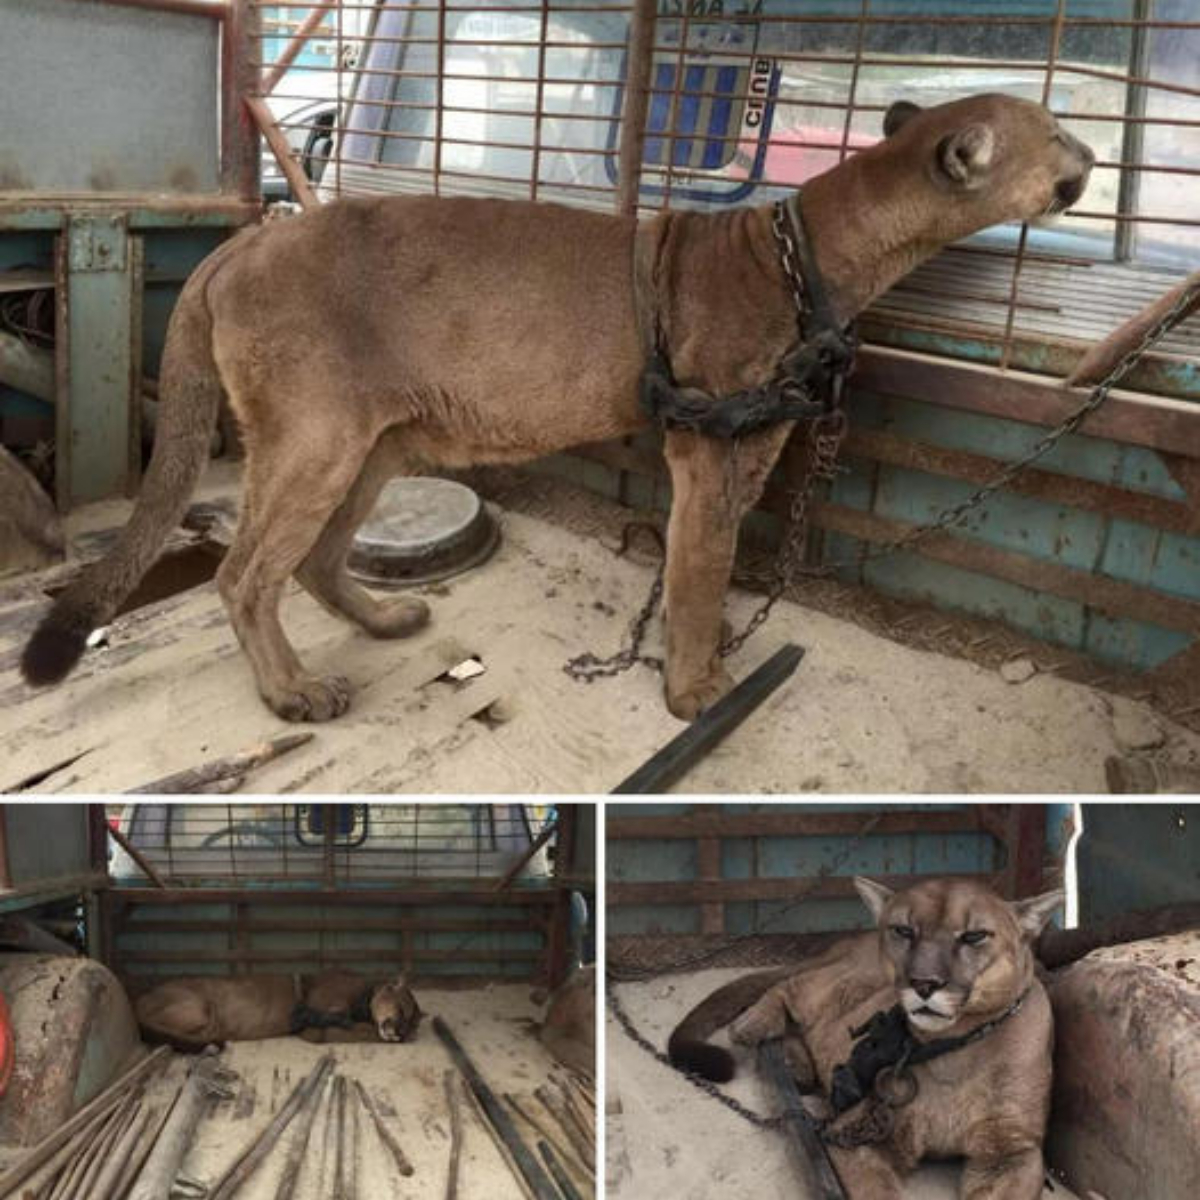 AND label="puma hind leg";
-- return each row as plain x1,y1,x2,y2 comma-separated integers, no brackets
296,436,430,640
